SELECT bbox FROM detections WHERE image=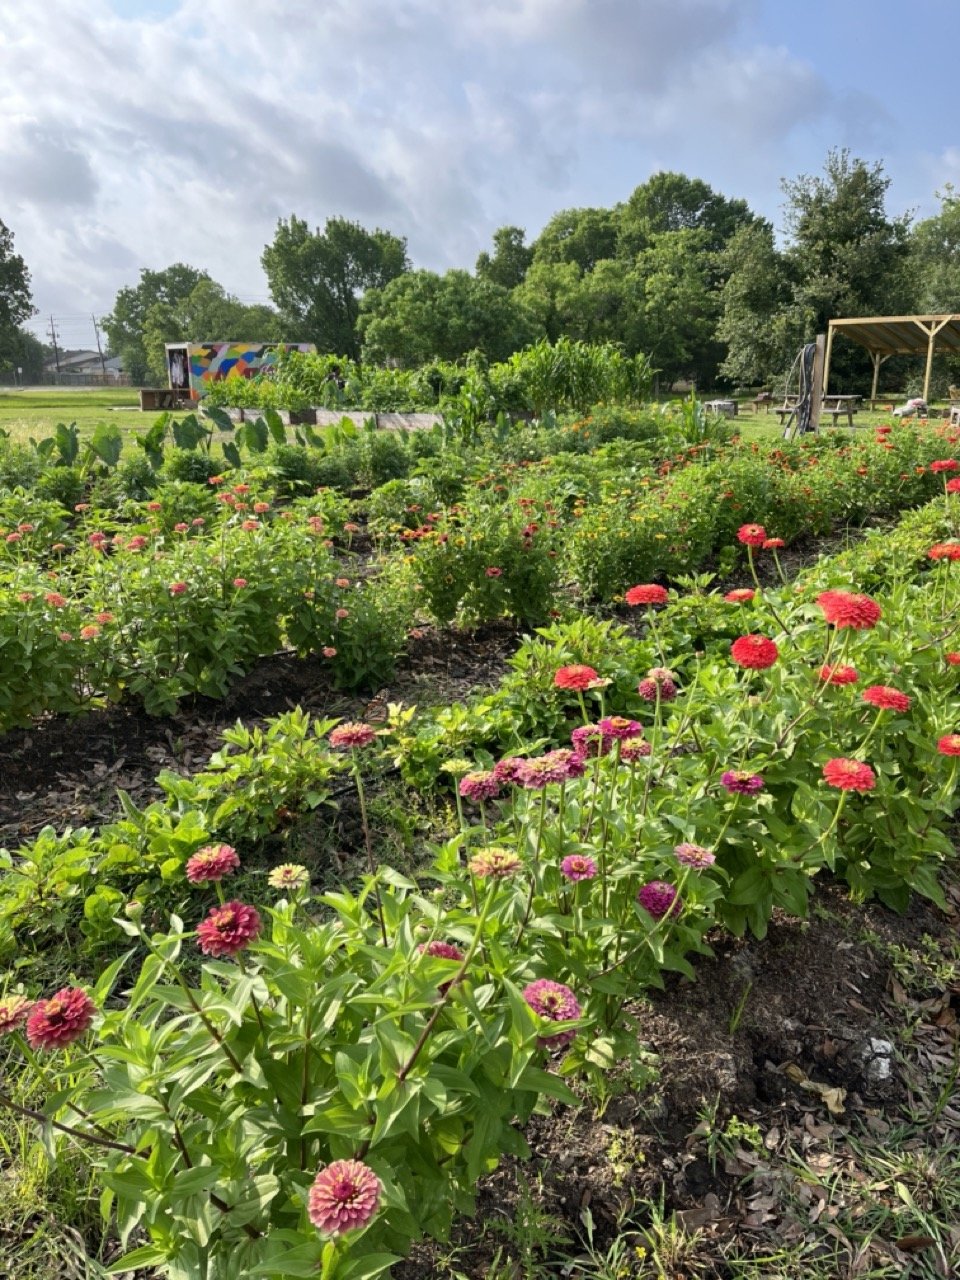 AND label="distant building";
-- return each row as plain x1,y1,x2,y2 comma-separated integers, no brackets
42,350,126,383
